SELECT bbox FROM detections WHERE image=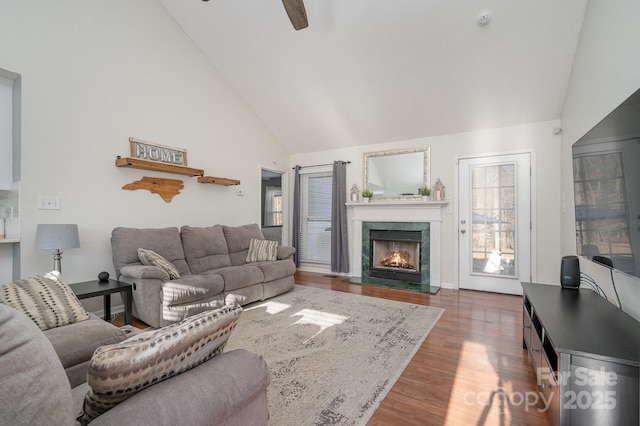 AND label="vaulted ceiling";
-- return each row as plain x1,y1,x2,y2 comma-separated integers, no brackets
160,0,588,154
